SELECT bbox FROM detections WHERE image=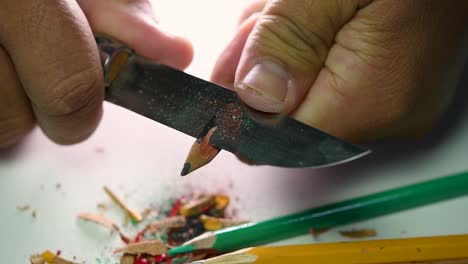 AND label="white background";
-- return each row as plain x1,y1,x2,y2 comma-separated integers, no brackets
1,0,468,262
